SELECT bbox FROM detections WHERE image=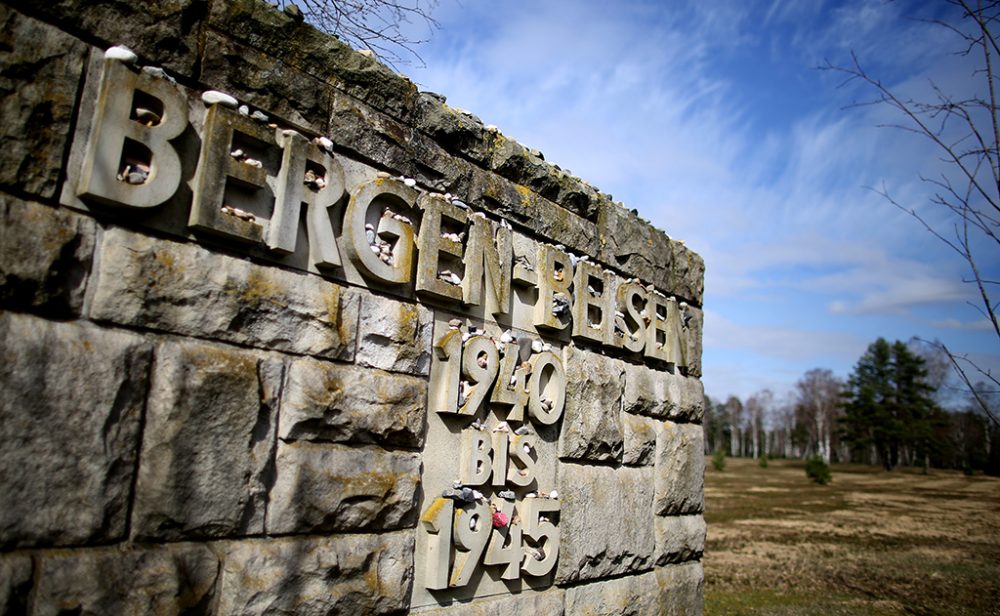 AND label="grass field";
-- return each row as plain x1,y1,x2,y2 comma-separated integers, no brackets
703,456,1000,615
